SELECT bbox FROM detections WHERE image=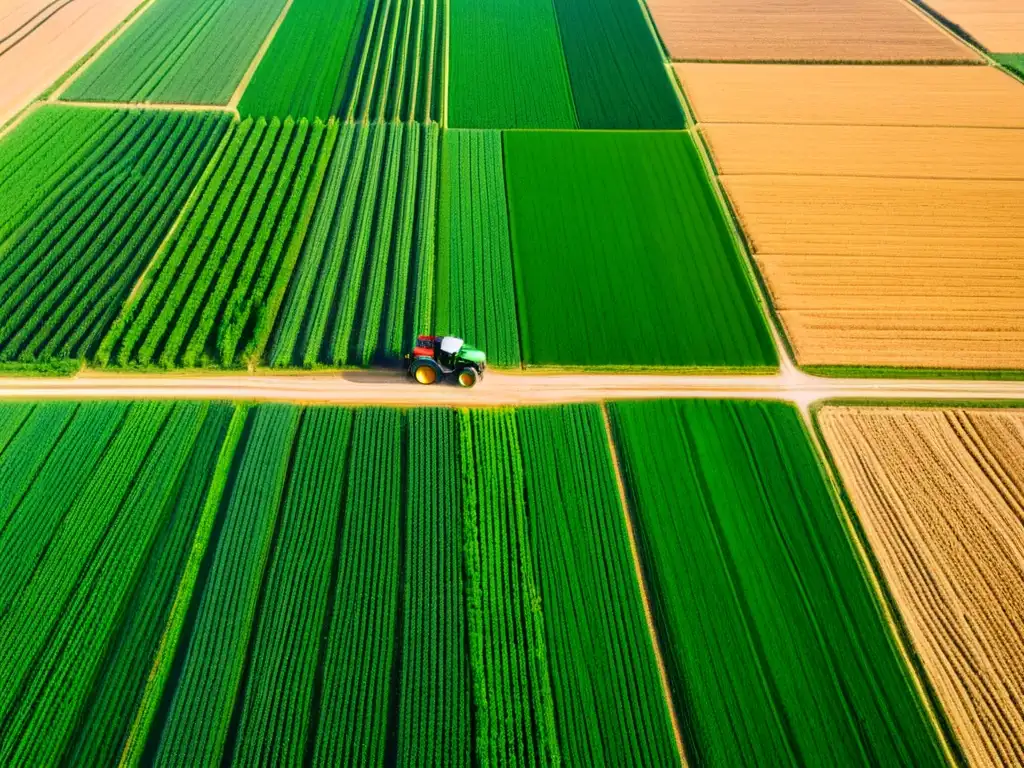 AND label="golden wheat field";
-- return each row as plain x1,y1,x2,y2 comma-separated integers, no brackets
819,406,1024,768
676,64,1024,126
722,175,1024,368
645,0,978,61
920,0,1024,52
703,124,1024,178
0,0,140,125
